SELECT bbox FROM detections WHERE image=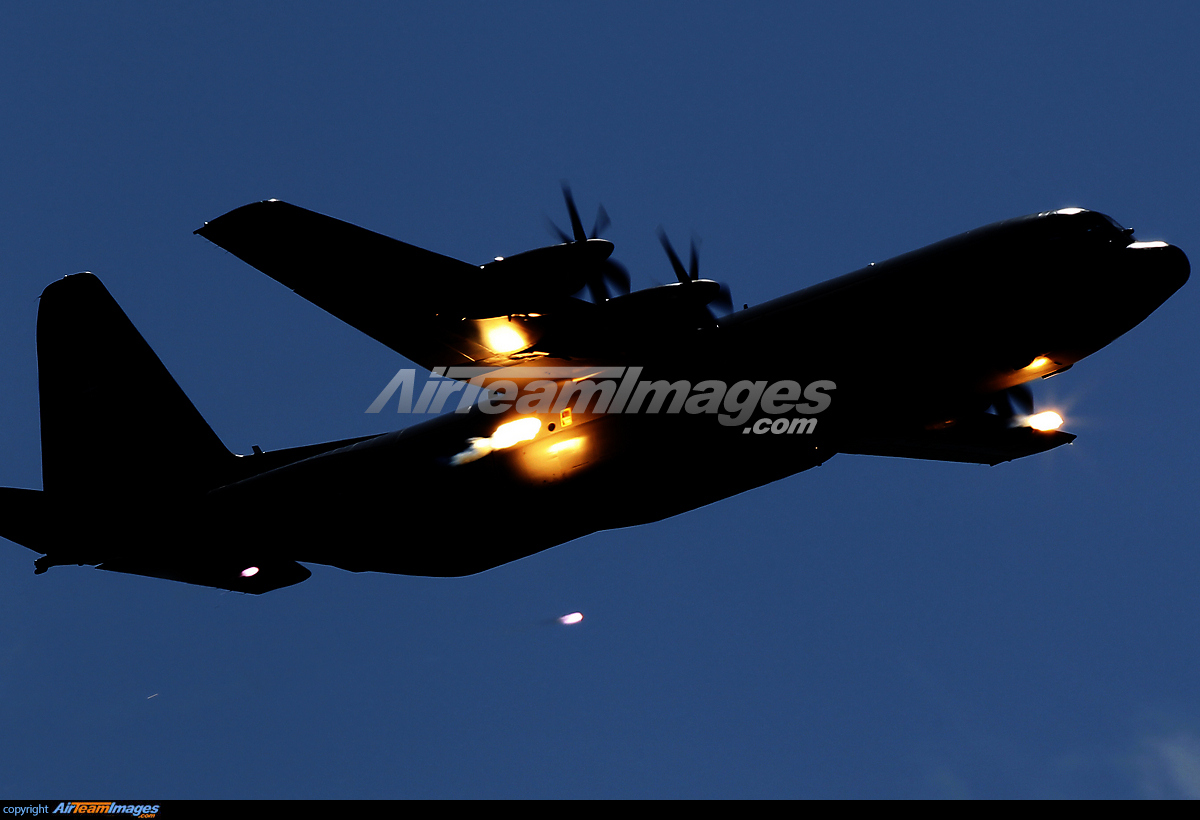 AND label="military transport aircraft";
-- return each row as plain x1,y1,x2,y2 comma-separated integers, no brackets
0,191,1189,592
